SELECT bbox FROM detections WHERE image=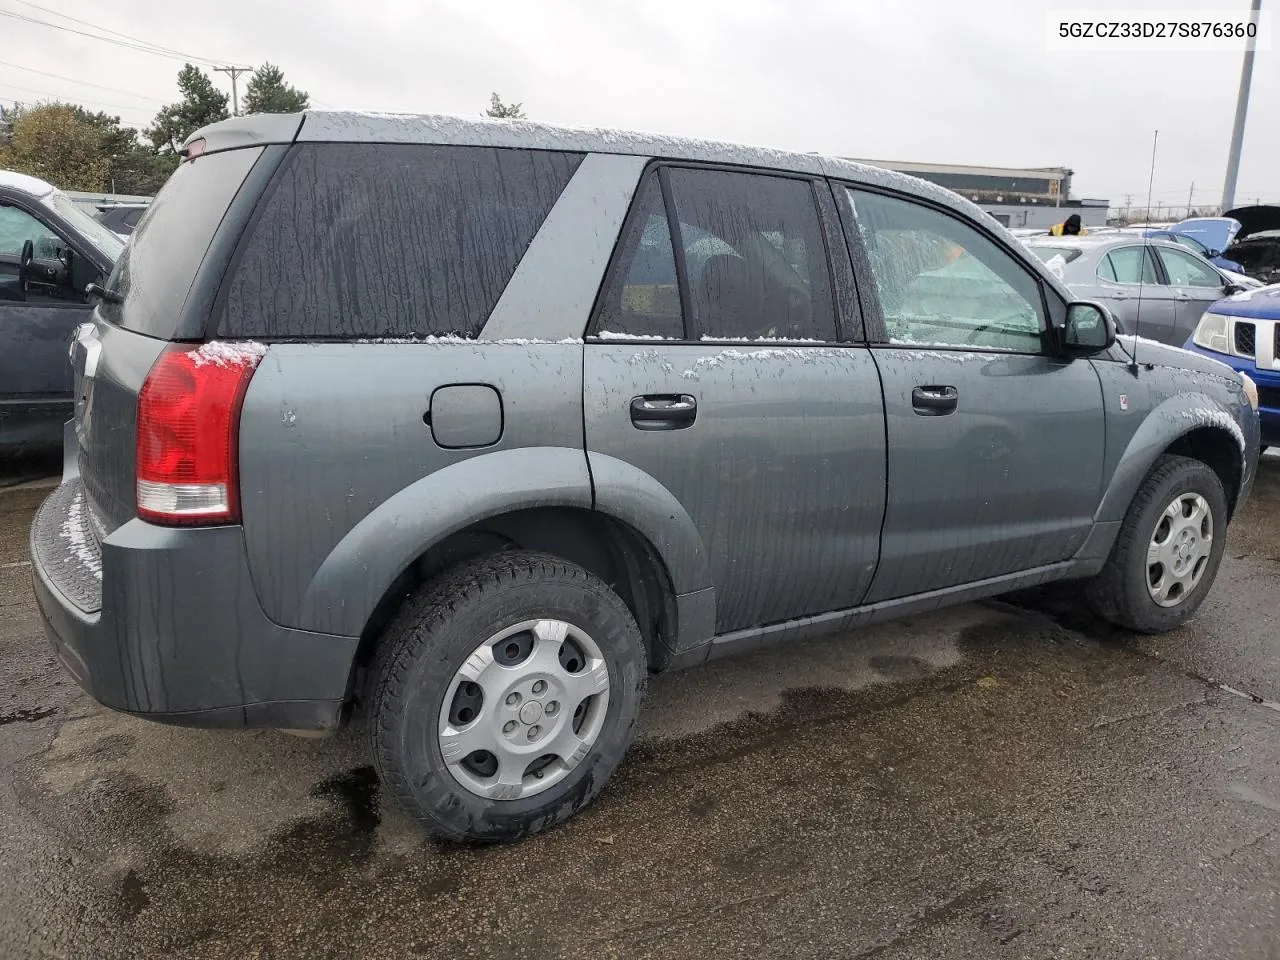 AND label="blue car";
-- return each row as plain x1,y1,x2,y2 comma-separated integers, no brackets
1143,218,1247,275
1183,283,1280,449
